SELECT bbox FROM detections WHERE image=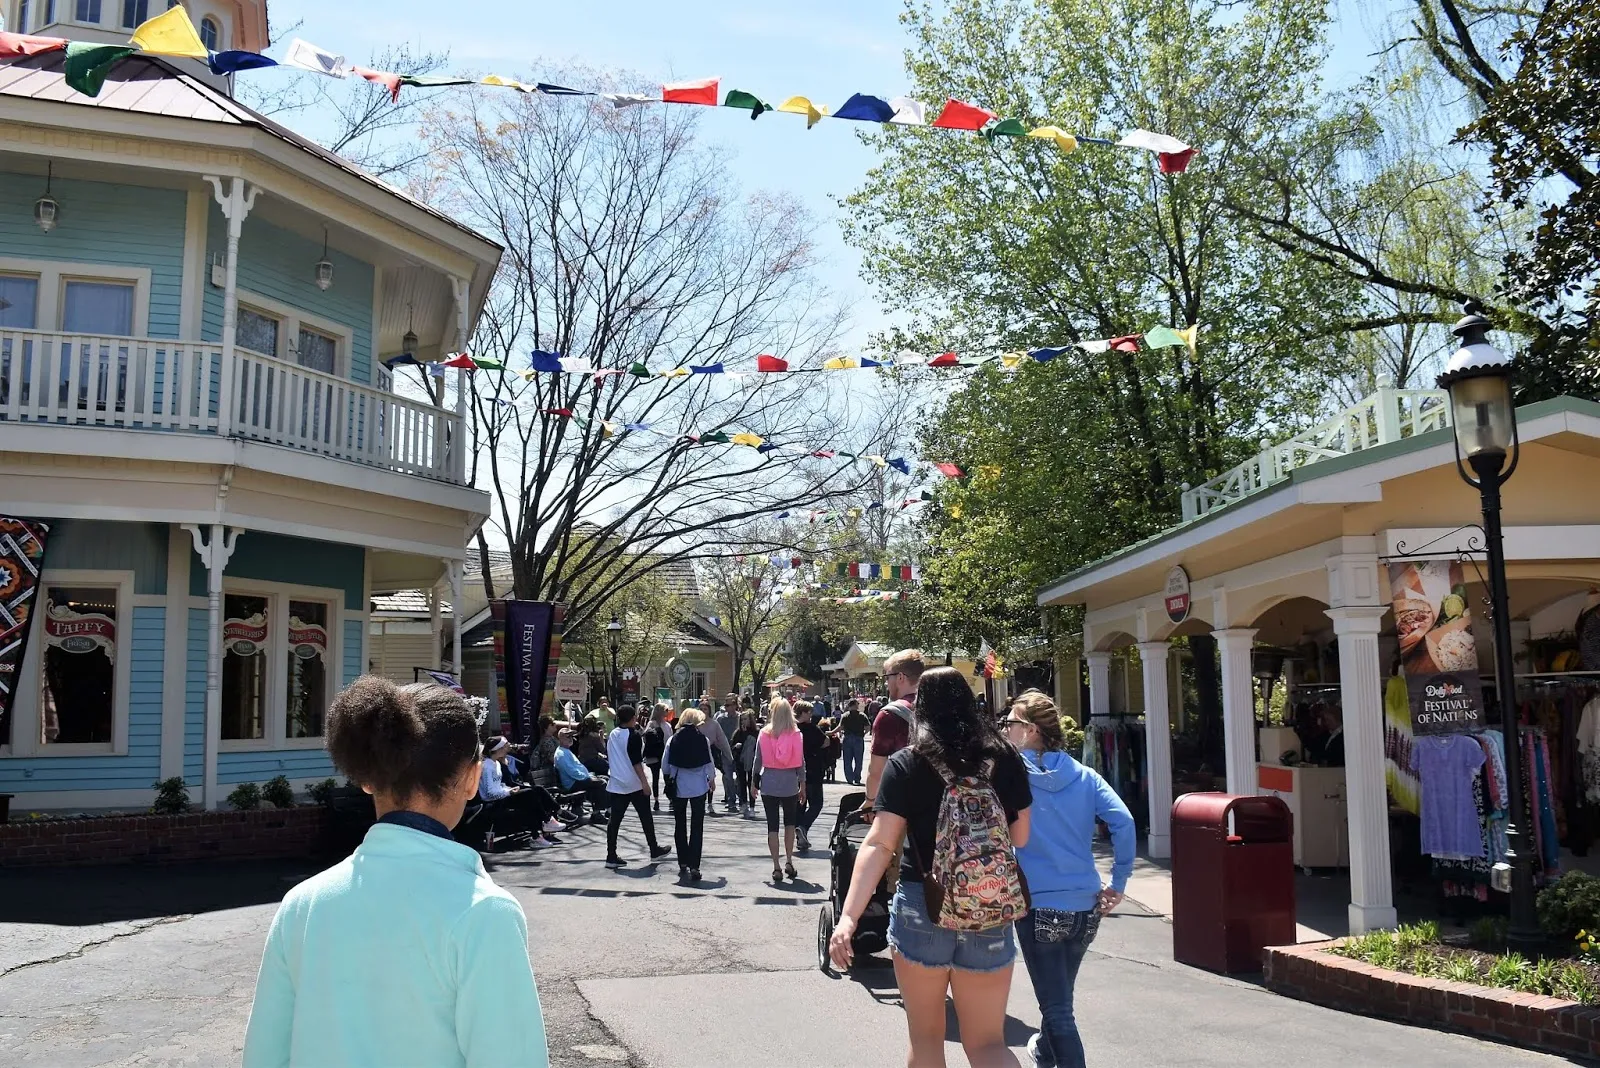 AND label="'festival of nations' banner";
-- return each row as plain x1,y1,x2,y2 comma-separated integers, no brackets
0,518,50,745
494,601,564,743
1389,560,1485,735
